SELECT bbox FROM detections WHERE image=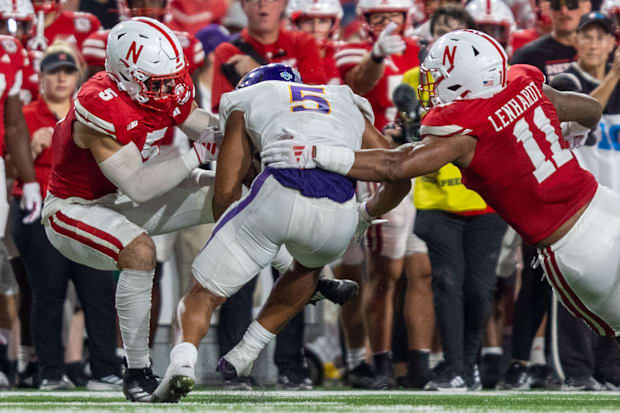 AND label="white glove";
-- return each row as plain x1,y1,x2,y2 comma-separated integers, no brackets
355,201,388,243
20,182,42,224
372,21,406,59
197,126,224,146
561,121,591,149
192,140,219,164
260,137,317,170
